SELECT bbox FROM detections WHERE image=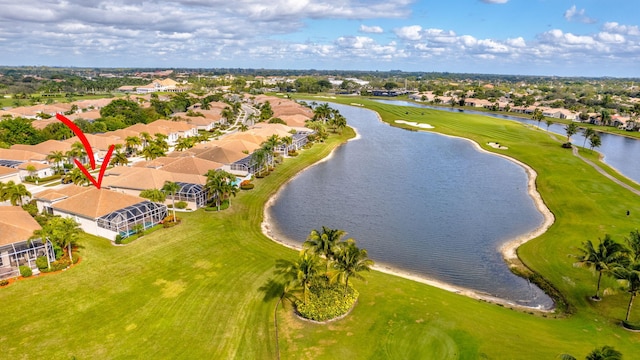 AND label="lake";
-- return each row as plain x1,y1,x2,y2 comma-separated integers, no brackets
266,103,554,309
